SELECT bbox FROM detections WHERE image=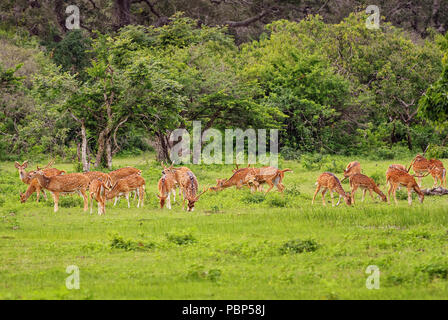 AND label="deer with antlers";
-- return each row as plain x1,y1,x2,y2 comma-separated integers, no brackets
245,166,293,194
89,177,113,215
312,172,352,206
349,173,387,204
386,167,424,205
105,174,146,208
108,167,142,205
28,169,90,212
174,170,207,211
341,161,361,182
17,160,66,203
409,154,446,188
161,162,190,200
